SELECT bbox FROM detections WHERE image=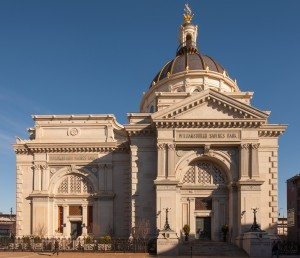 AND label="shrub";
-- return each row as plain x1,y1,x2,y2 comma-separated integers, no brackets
99,236,111,244
33,236,42,243
183,224,190,236
85,236,93,244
